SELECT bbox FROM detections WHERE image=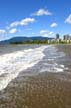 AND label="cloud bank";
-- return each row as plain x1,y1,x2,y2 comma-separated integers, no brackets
40,30,54,37
10,18,36,28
